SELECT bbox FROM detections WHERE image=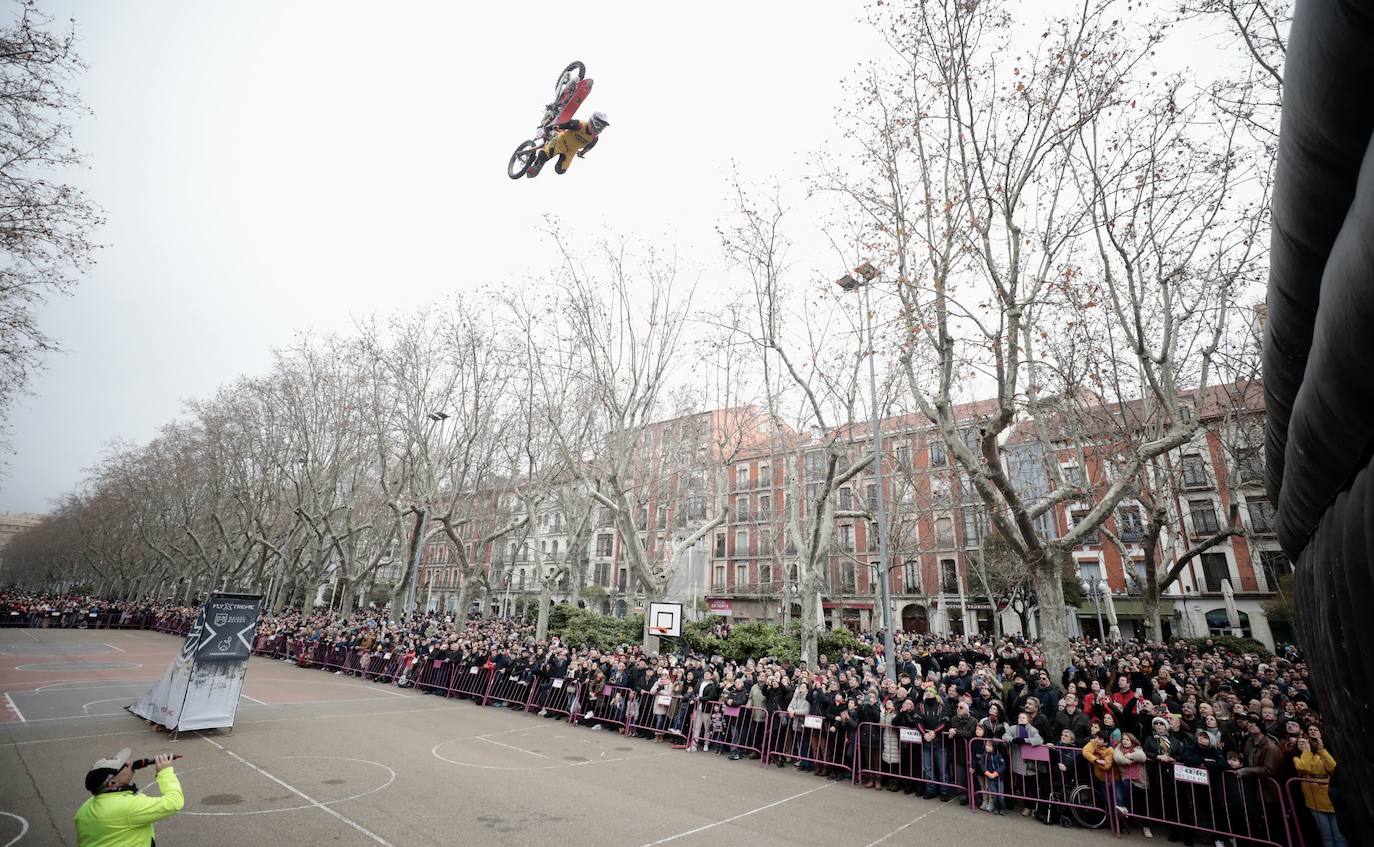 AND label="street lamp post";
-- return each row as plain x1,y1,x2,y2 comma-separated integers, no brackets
836,262,897,682
1081,578,1105,640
